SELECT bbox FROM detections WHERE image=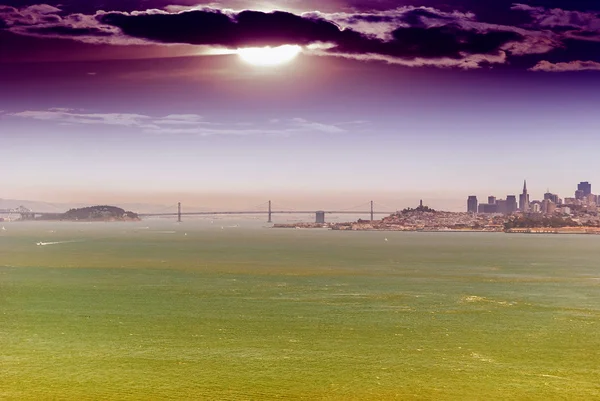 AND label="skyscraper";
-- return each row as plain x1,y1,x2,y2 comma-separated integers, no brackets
488,196,496,205
507,195,518,214
578,182,592,197
467,196,478,213
478,203,498,213
496,199,508,214
544,191,559,204
519,180,530,212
